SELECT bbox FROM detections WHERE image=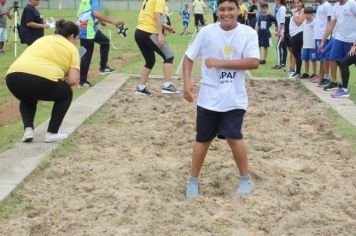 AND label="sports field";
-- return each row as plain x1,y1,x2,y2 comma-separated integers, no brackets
0,8,356,235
